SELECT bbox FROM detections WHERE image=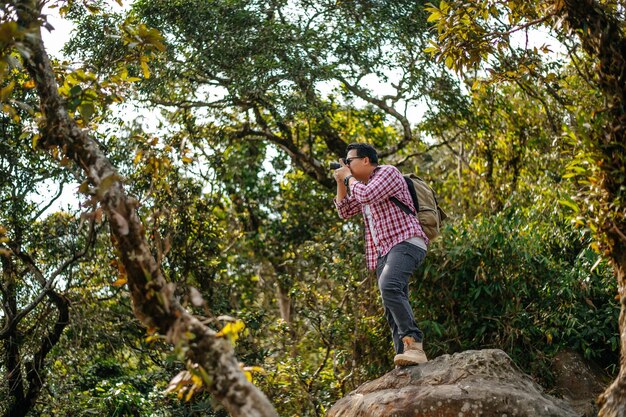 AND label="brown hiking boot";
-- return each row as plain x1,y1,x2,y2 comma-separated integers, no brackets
394,336,428,366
